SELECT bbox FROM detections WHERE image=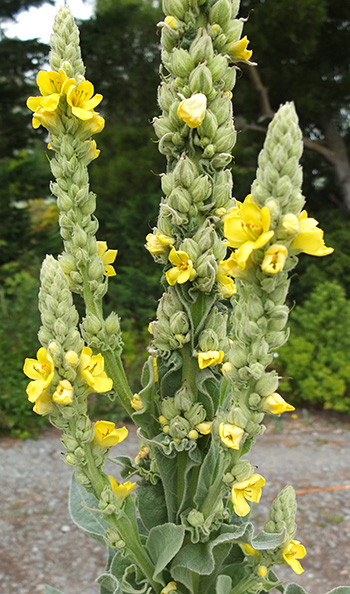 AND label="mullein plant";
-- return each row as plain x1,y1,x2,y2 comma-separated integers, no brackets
23,3,347,594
